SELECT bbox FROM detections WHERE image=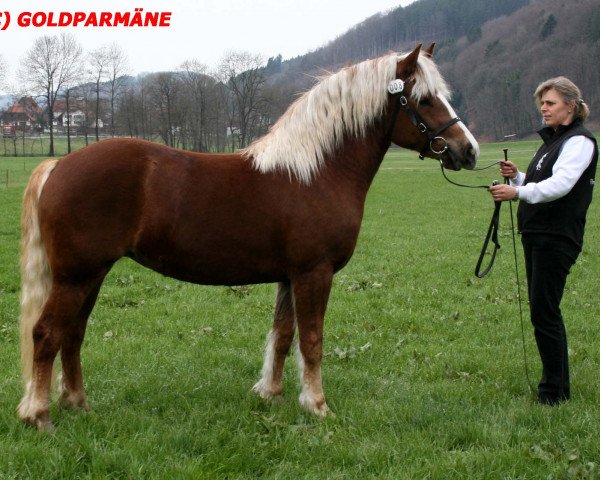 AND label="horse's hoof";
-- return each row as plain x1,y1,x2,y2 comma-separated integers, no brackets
312,403,334,418
252,380,283,401
35,418,56,433
299,393,334,418
18,410,55,432
17,395,54,431
59,393,90,411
